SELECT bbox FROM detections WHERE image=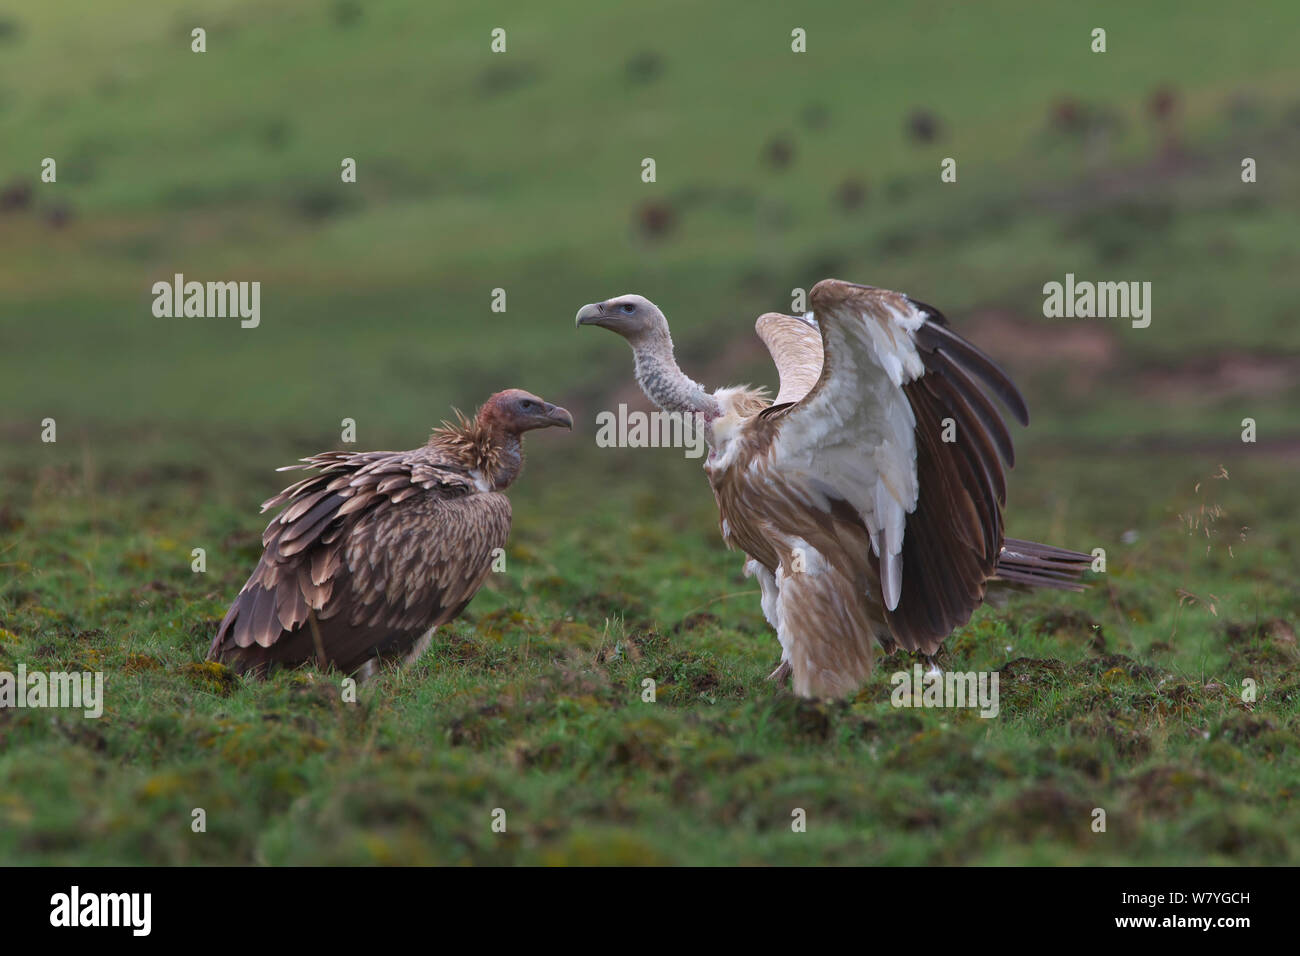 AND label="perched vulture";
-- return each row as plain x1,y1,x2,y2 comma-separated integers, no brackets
208,389,573,677
577,280,1089,698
